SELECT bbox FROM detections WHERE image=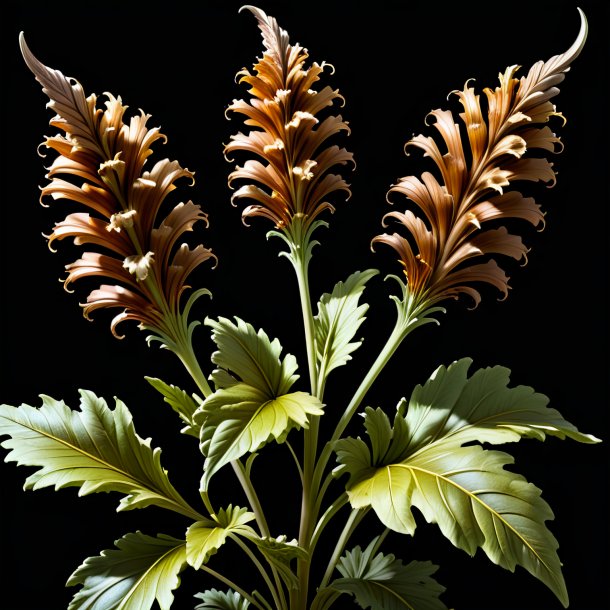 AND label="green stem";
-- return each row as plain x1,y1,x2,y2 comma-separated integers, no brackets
293,245,320,610
199,489,216,518
200,563,265,610
293,243,318,398
310,492,349,554
311,291,441,508
231,535,286,610
286,440,304,485
311,317,408,505
312,590,342,610
232,460,270,537
175,337,213,398
231,460,289,609
320,508,367,590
